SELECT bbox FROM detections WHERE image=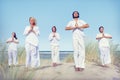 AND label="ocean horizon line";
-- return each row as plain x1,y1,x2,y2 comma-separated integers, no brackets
39,51,73,52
